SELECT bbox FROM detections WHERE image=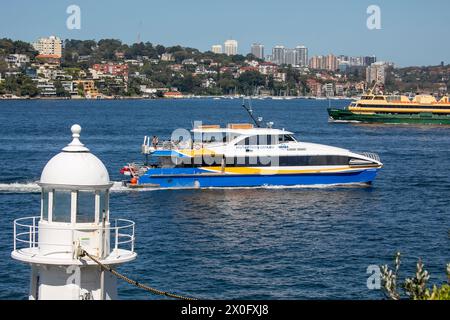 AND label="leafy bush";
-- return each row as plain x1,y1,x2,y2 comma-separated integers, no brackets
380,252,450,300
